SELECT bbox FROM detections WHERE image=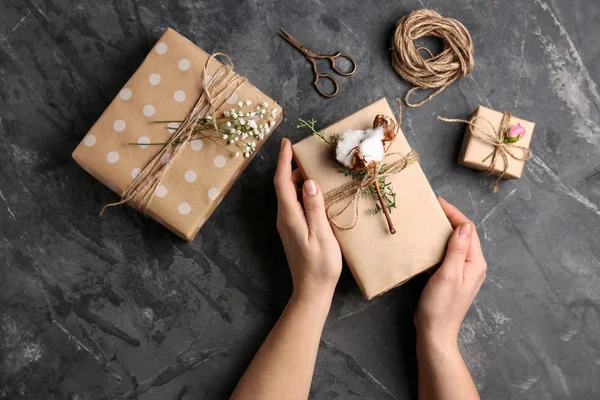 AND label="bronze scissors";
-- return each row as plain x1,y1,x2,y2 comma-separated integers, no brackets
280,28,357,98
